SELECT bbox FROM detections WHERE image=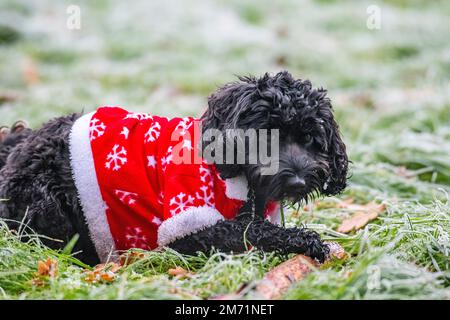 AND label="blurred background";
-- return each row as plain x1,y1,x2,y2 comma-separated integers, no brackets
0,0,449,183
0,0,449,300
